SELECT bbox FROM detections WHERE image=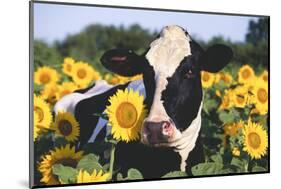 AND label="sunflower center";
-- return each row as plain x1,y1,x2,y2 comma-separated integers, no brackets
34,107,44,122
40,73,51,84
58,120,73,136
248,132,261,149
116,102,138,128
77,69,87,79
56,158,77,168
257,88,267,103
202,73,210,82
242,69,251,79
